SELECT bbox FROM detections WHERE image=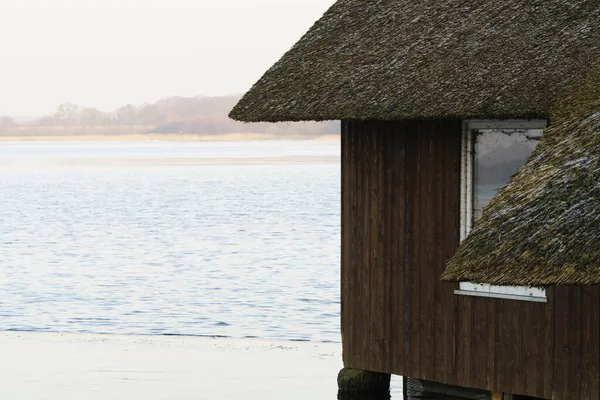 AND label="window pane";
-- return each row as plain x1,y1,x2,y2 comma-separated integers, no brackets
473,128,543,221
